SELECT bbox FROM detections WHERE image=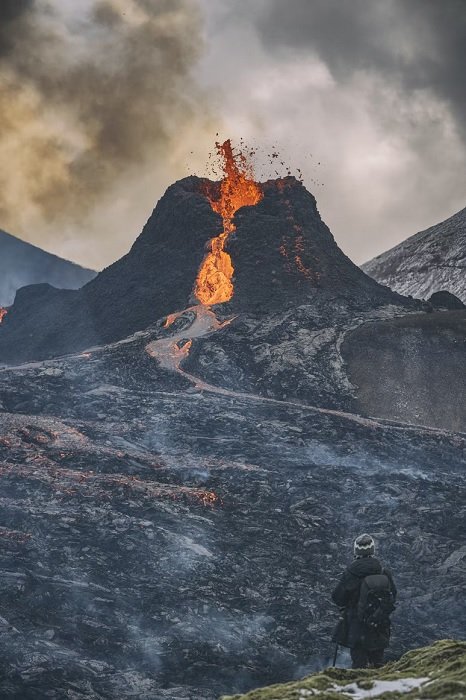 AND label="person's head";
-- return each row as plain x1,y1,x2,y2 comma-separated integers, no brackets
353,533,375,558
